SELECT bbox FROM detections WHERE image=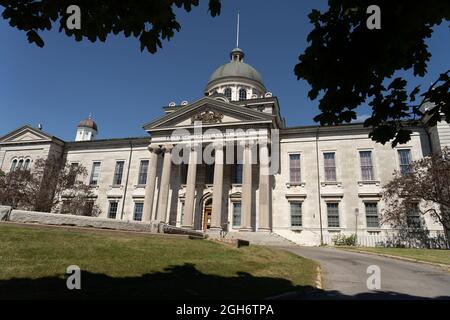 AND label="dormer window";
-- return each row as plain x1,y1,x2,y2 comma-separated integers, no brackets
224,88,232,100
239,89,247,101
